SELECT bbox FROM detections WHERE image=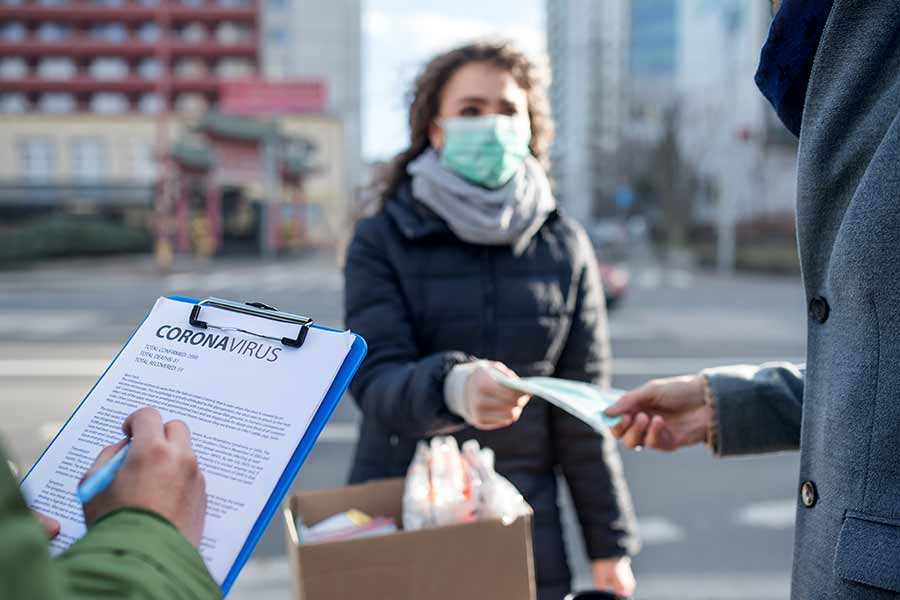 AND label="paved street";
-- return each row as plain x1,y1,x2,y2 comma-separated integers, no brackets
0,254,806,599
